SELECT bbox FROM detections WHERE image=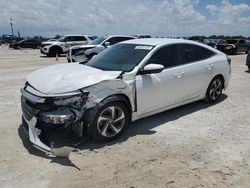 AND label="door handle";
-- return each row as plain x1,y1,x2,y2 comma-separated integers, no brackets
206,64,214,70
175,72,184,78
